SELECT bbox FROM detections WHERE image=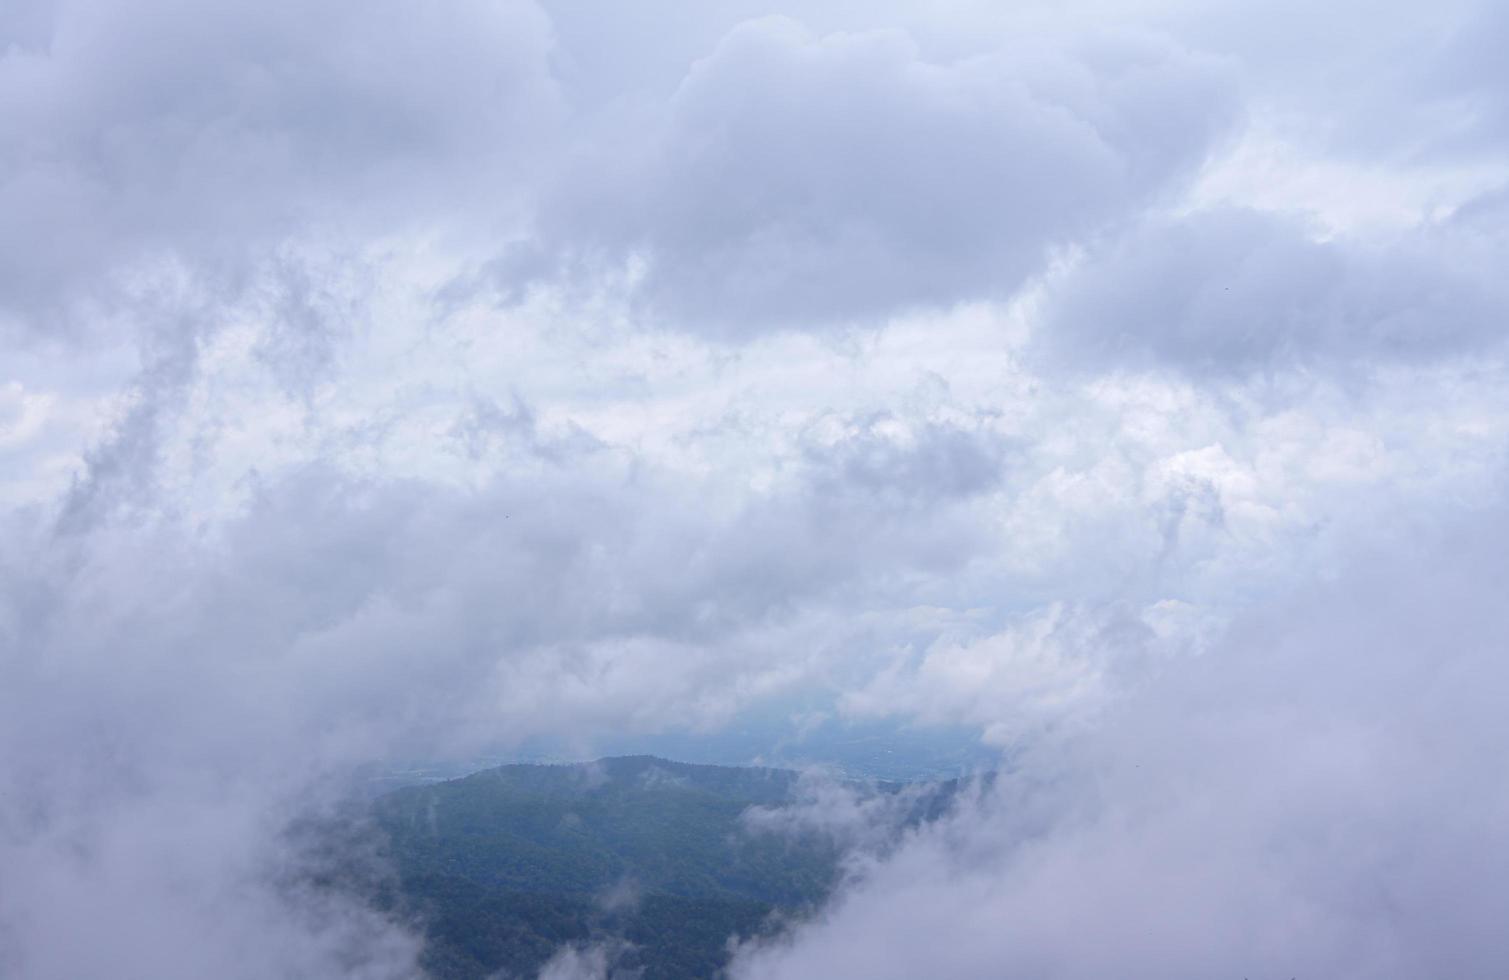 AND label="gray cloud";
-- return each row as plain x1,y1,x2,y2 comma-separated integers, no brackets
802,413,1011,505
1425,2,1509,153
0,0,560,335
498,17,1238,336
1038,204,1509,372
